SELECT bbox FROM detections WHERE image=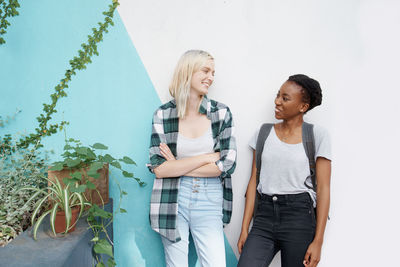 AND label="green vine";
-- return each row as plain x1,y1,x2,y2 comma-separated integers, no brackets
0,0,20,44
15,0,120,150
2,2,131,265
